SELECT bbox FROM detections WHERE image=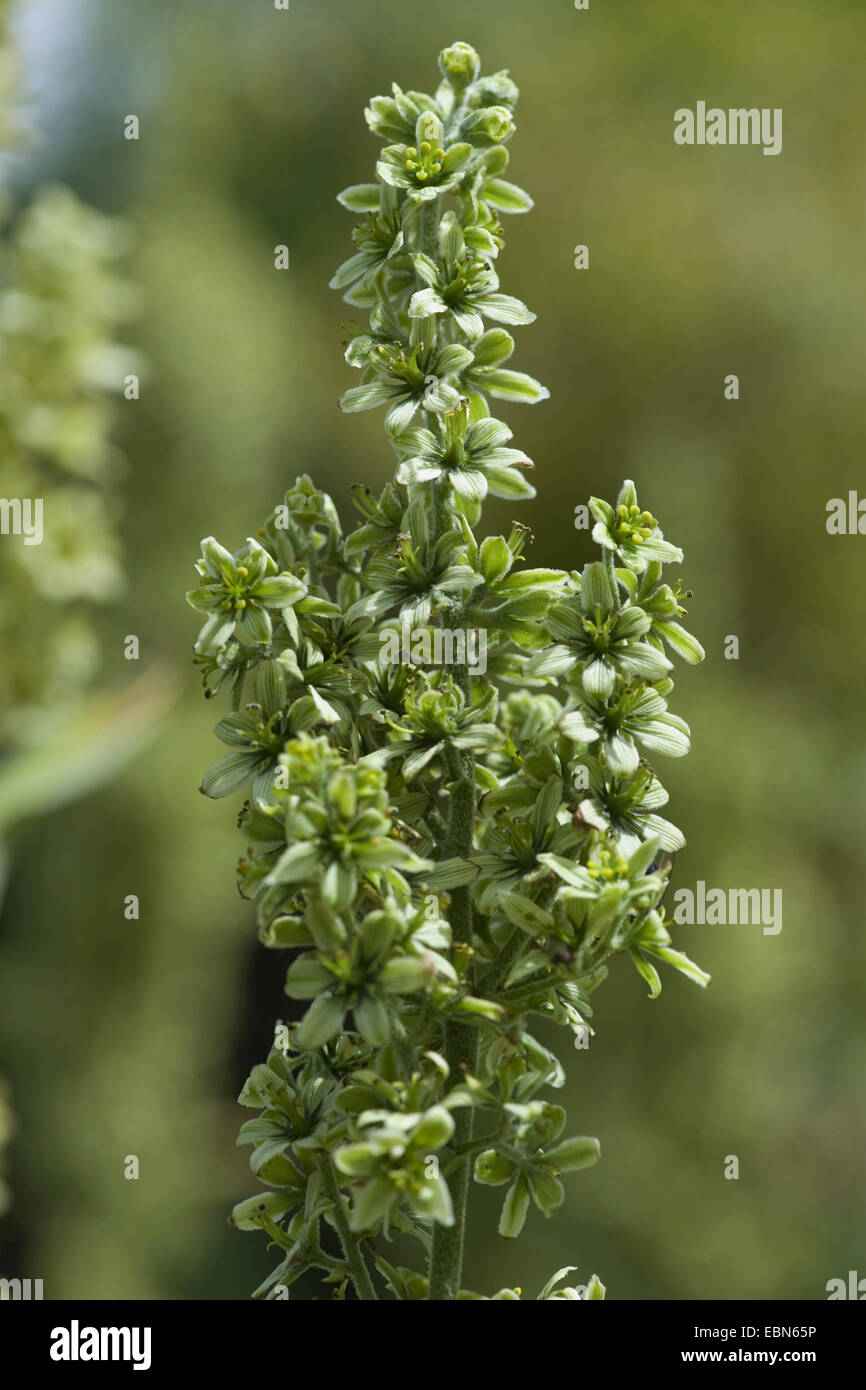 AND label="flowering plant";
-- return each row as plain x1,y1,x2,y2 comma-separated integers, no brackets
190,42,706,1301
